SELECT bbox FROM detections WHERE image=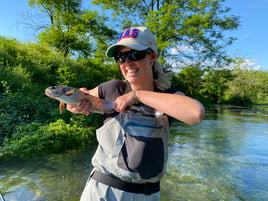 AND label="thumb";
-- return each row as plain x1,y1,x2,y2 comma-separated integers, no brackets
79,87,89,95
